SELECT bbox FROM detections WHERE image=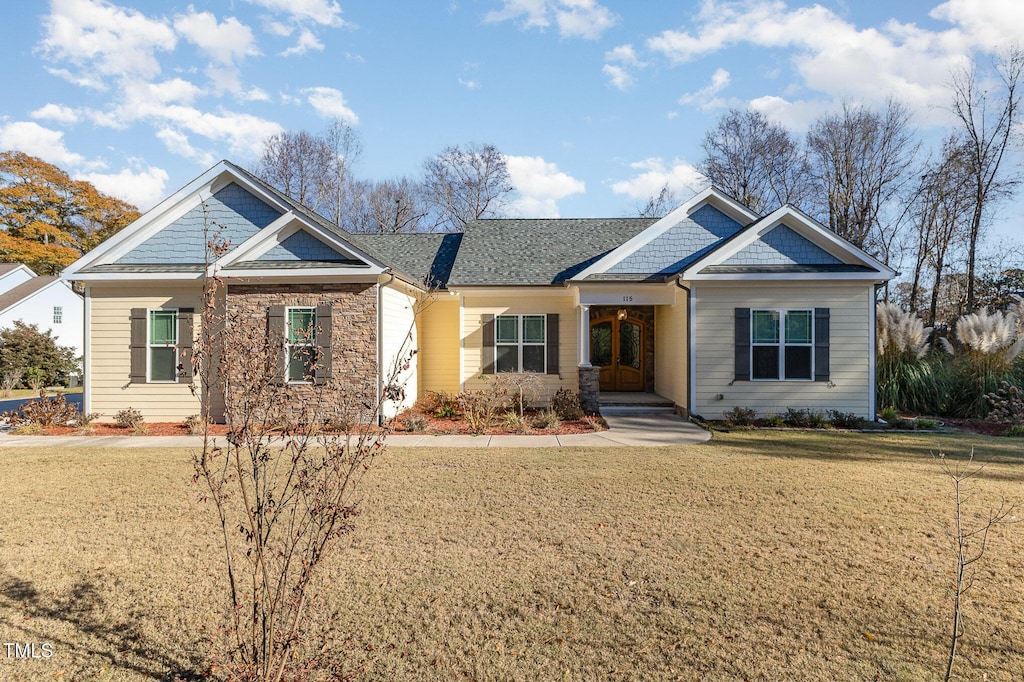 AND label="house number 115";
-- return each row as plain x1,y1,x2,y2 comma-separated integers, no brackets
622,295,633,302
